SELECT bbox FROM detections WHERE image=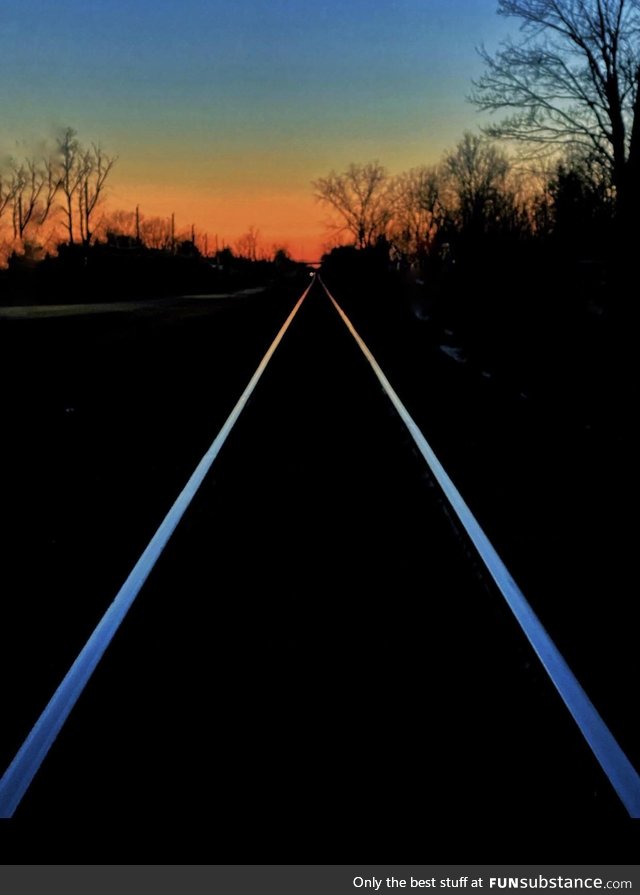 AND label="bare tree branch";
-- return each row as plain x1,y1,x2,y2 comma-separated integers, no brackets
10,159,46,241
313,162,395,248
57,127,86,245
235,225,261,260
78,143,117,247
471,0,640,213
391,166,444,258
